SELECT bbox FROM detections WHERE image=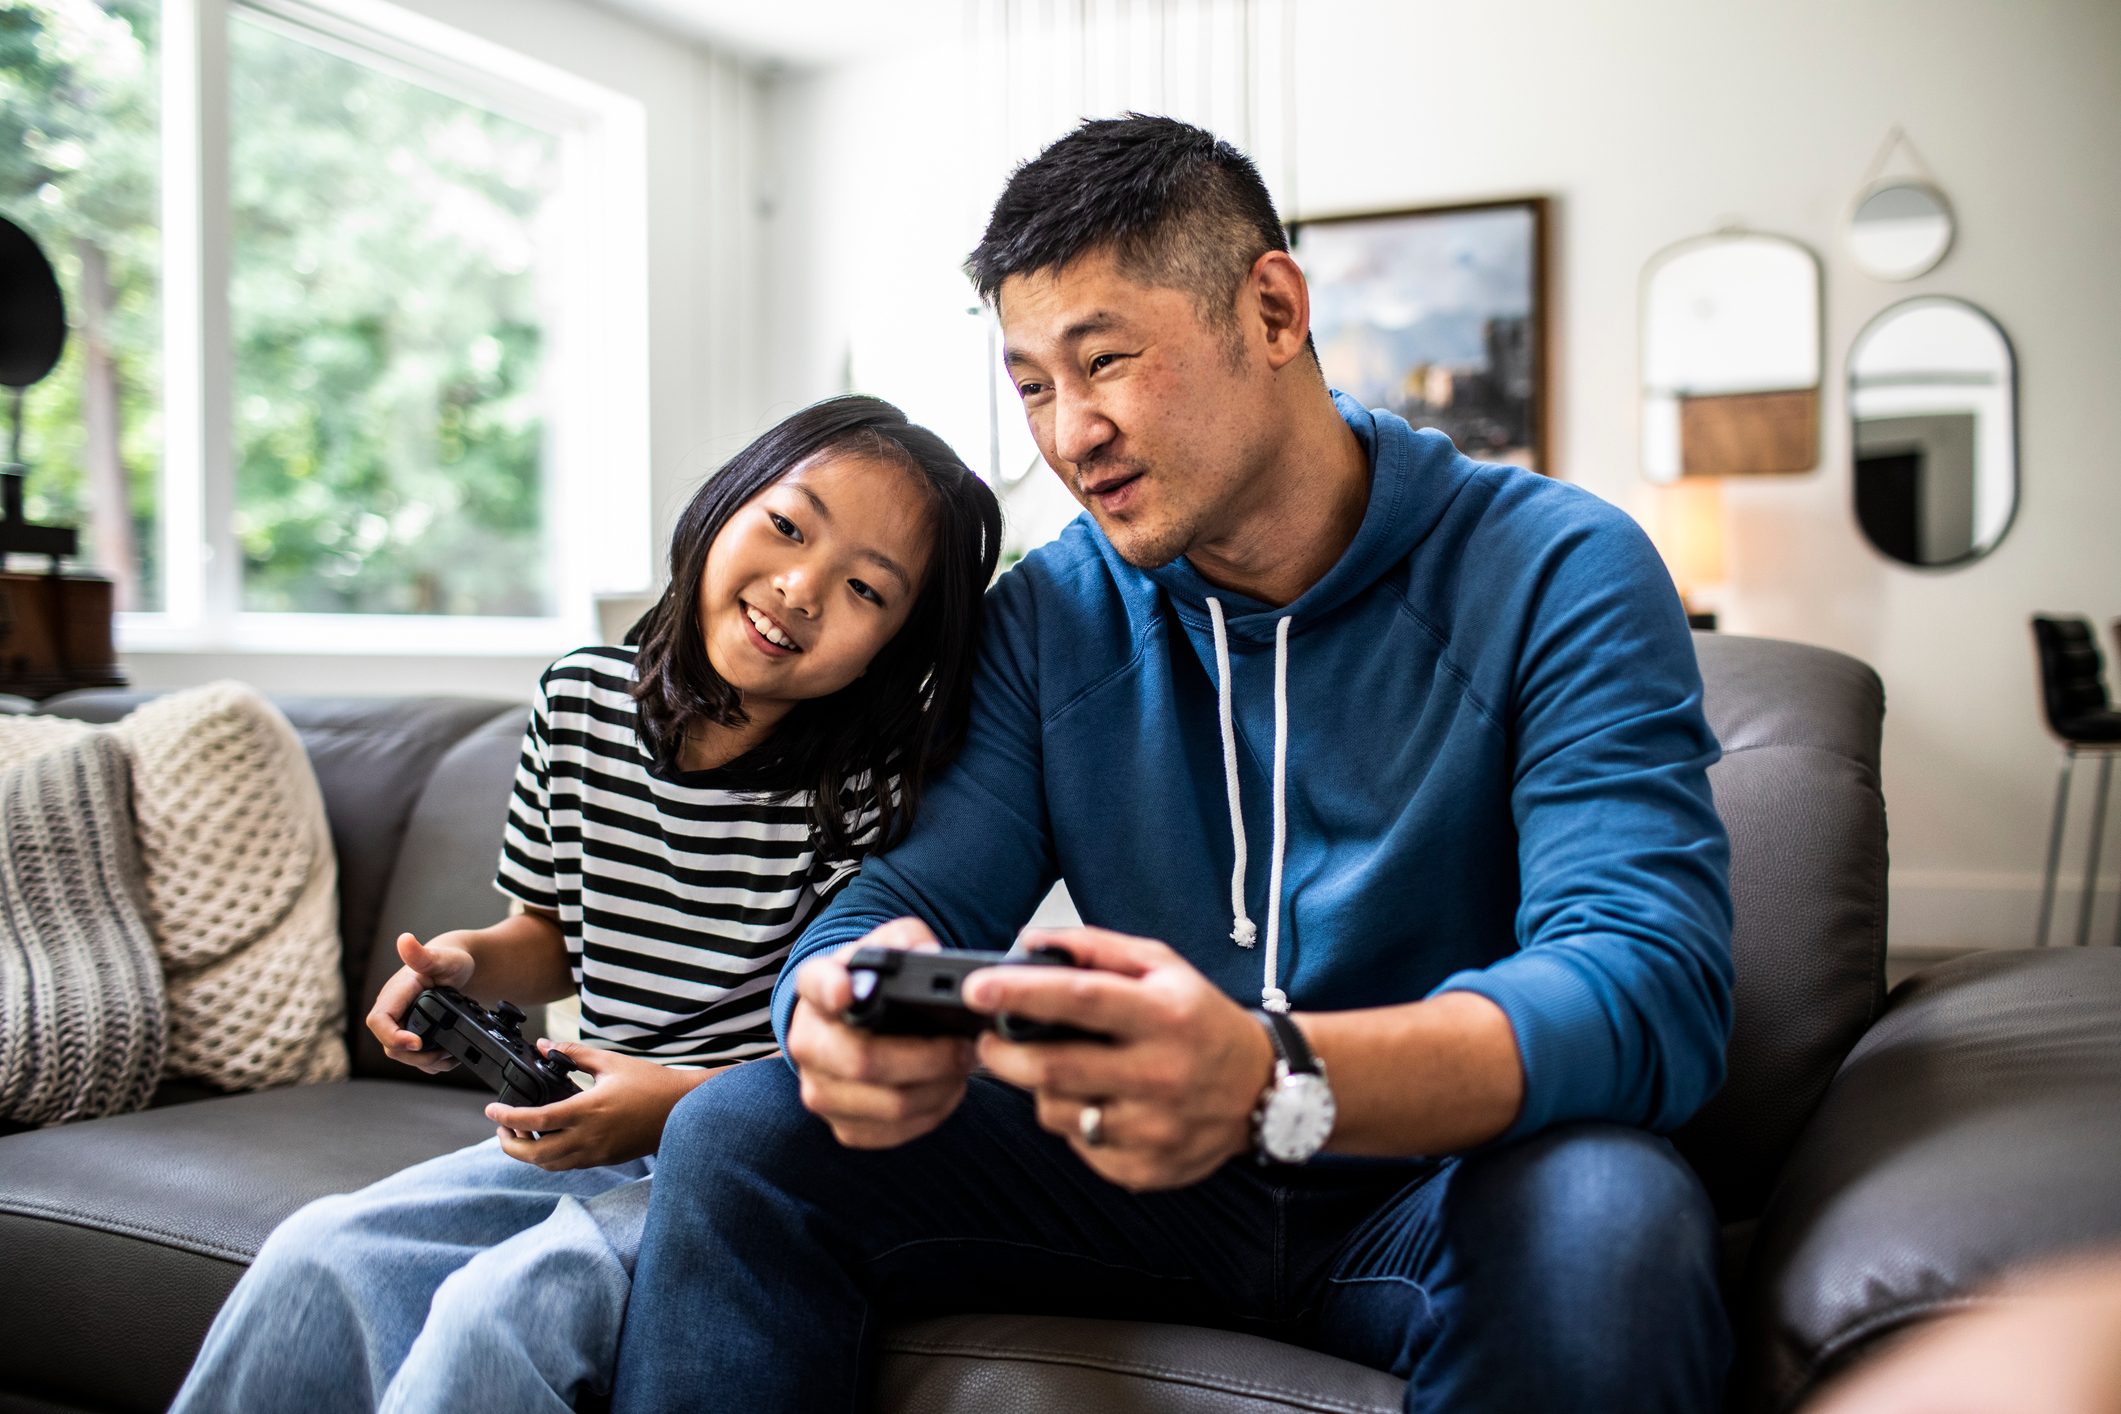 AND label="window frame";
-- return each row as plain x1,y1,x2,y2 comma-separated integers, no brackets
127,0,650,656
